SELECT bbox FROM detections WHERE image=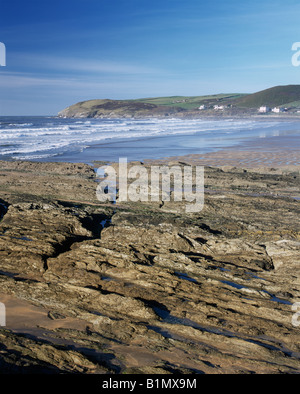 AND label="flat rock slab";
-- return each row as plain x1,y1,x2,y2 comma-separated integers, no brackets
0,161,299,374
